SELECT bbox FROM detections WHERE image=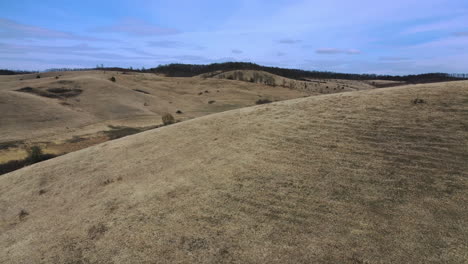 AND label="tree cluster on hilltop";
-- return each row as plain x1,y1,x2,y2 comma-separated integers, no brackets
150,62,467,83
